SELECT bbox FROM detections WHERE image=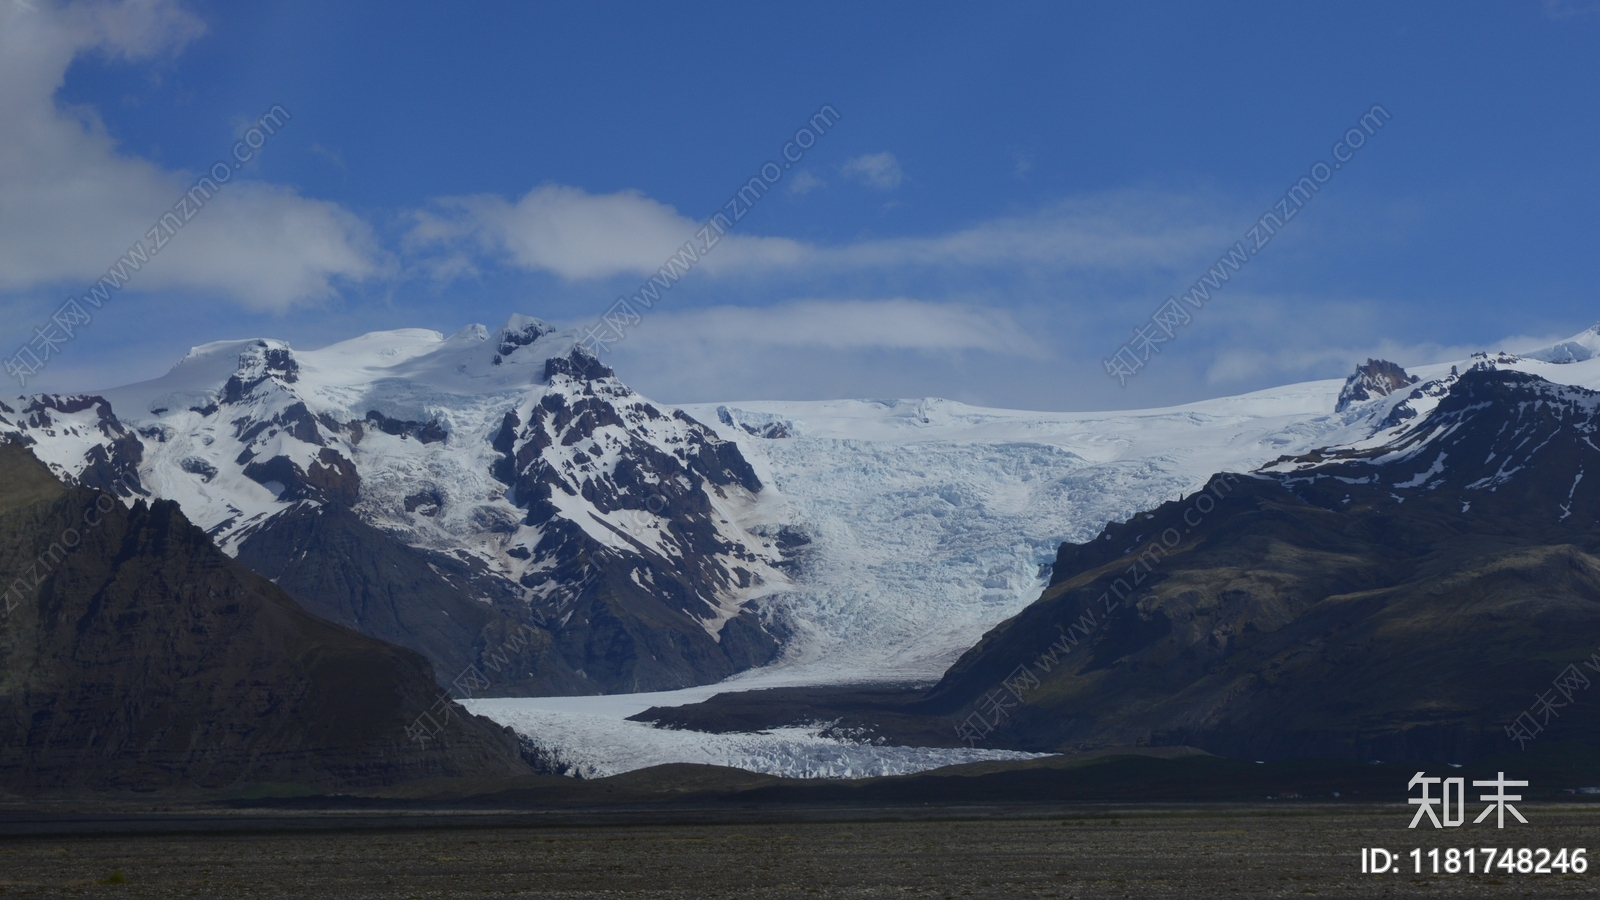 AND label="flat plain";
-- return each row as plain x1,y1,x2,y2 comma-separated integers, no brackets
1,805,1596,898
